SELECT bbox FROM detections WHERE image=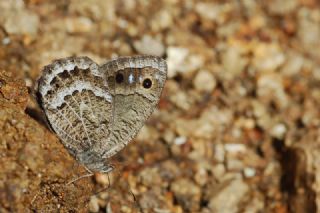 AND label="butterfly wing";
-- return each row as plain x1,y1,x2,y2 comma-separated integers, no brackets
37,56,113,171
99,55,167,158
